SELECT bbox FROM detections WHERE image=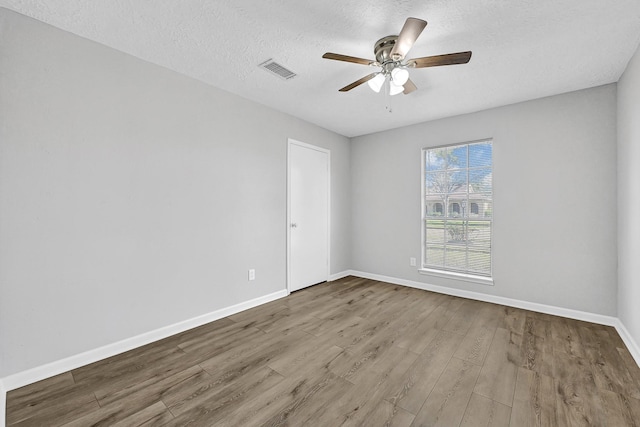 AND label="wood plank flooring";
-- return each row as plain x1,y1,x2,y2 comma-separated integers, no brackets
6,277,640,426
